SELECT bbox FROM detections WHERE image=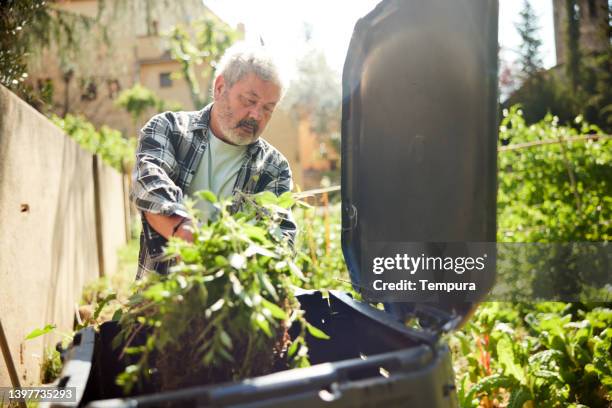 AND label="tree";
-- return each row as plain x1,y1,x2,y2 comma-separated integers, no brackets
0,0,97,108
115,83,182,128
515,0,543,80
166,13,238,108
565,0,581,91
282,48,341,134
